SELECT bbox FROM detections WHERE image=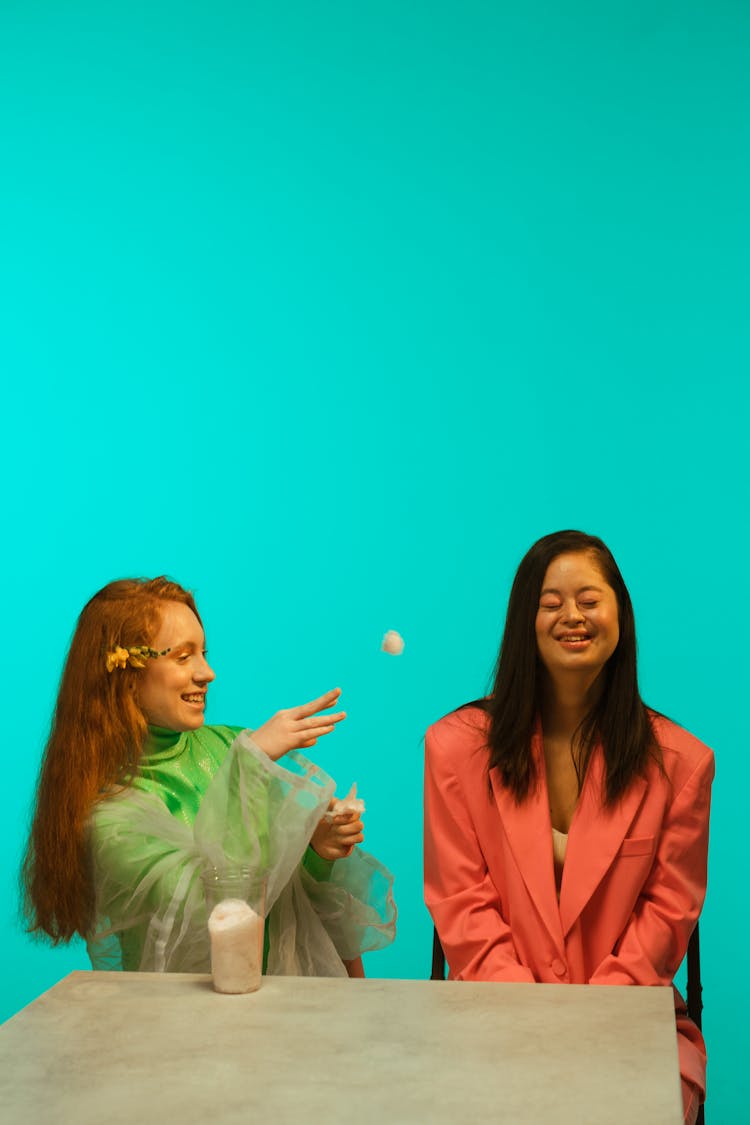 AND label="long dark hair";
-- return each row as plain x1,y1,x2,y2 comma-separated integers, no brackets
473,530,659,806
